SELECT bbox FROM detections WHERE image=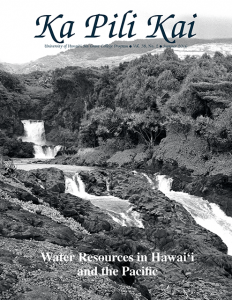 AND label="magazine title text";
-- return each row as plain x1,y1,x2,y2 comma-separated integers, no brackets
34,11,197,44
